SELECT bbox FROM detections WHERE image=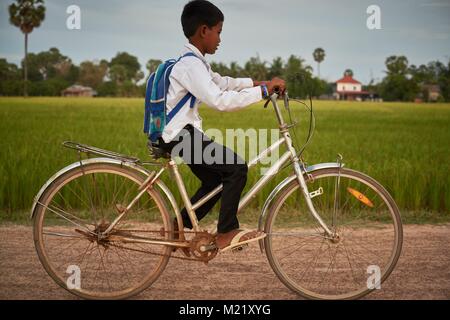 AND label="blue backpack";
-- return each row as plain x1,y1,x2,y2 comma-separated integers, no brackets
143,52,199,143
